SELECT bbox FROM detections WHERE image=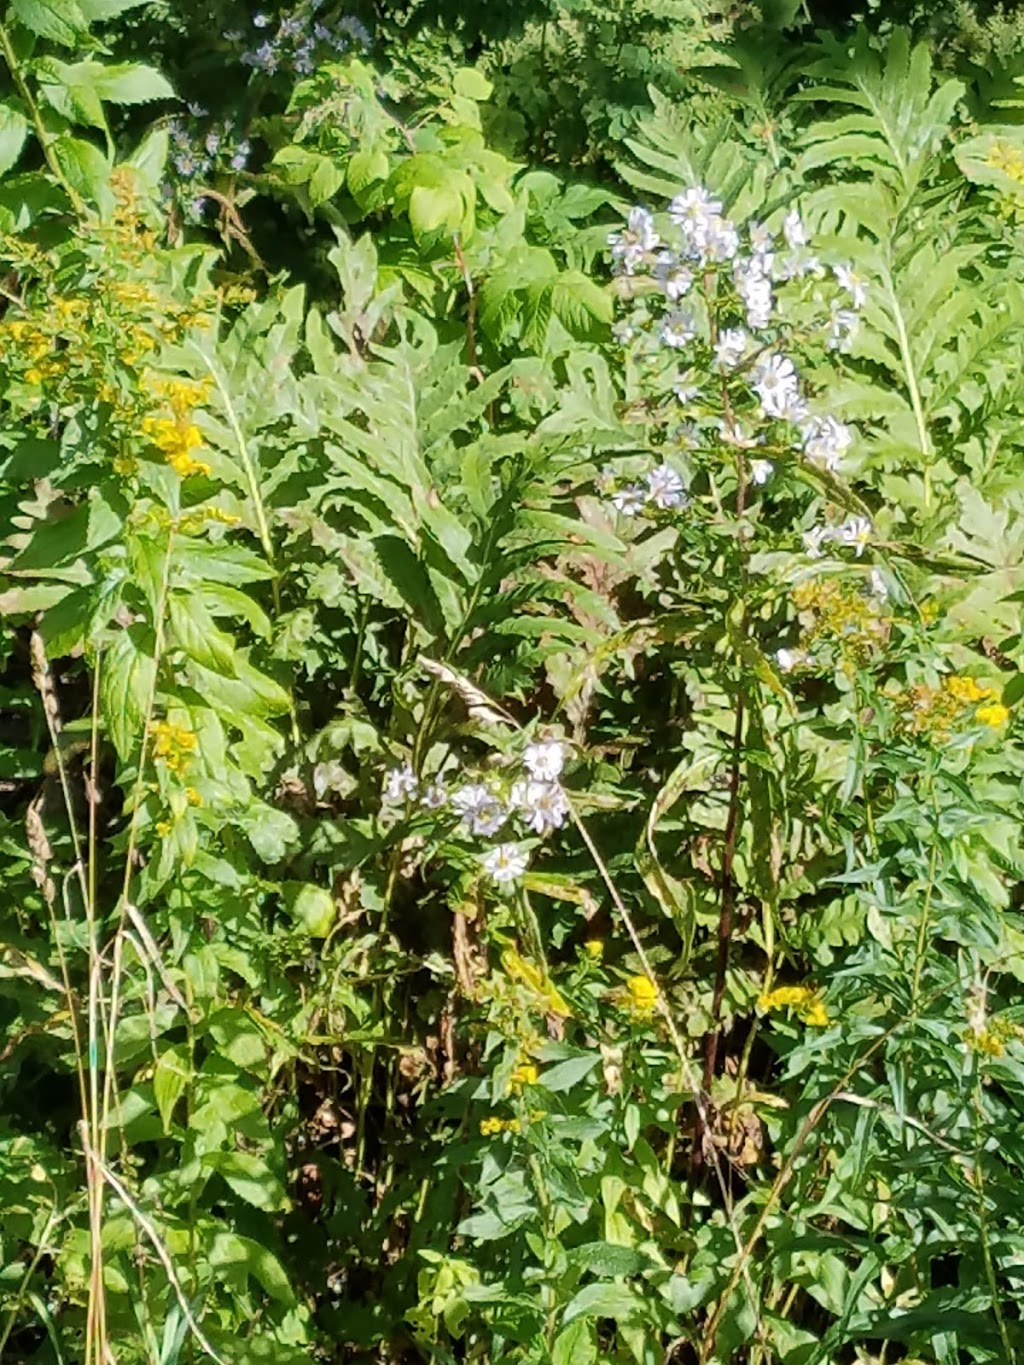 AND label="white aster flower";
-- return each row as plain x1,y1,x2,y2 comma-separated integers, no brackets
383,763,418,803
612,484,647,517
782,209,807,249
420,781,448,809
702,215,740,263
653,252,694,301
834,263,869,309
753,353,801,419
674,380,701,405
715,327,748,370
645,463,687,509
801,415,852,473
660,308,697,348
523,740,565,782
803,525,832,558
482,843,529,885
451,783,507,836
836,514,872,556
749,458,774,485
749,222,774,254
608,207,660,275
513,780,569,835
669,186,723,229
612,319,636,346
